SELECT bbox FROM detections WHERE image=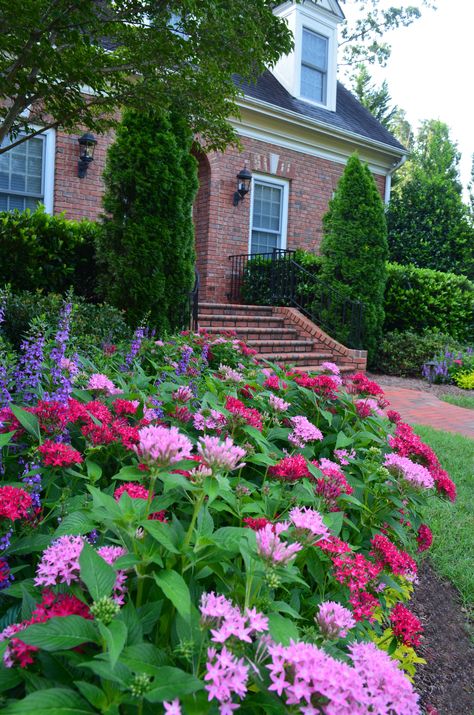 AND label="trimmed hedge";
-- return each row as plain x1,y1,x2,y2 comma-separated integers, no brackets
374,330,463,377
384,263,474,341
0,207,100,299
